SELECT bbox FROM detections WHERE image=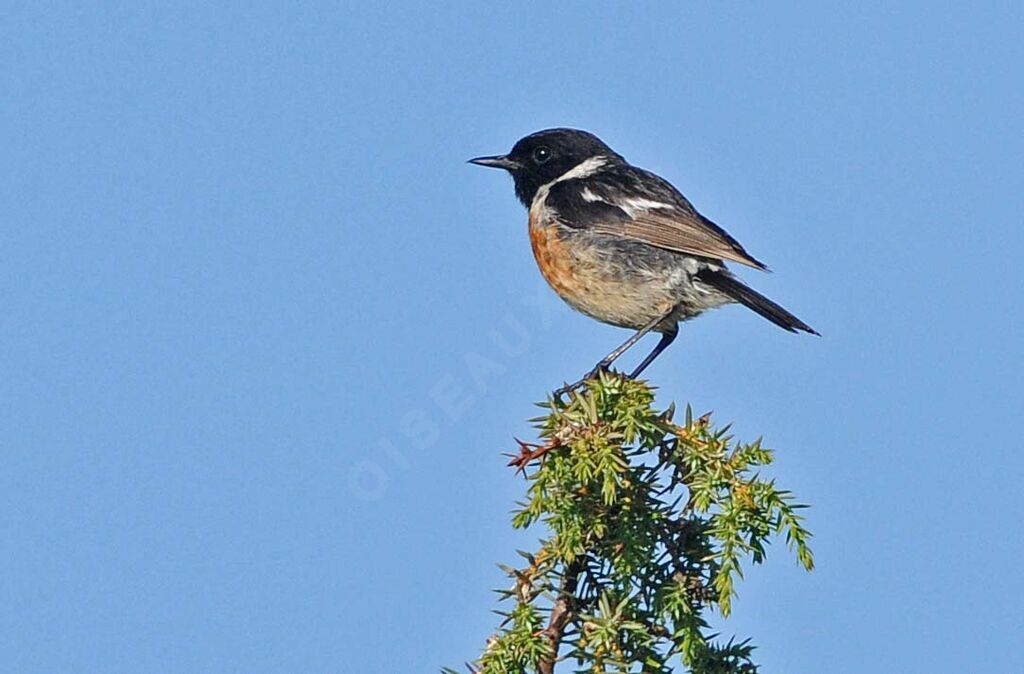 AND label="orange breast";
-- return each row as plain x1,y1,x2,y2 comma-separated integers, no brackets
528,214,582,300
